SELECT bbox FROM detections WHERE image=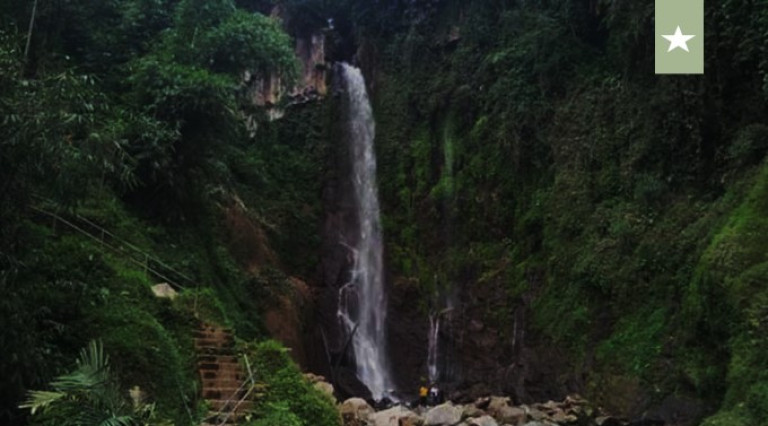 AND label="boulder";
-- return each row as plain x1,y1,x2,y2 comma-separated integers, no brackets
305,372,326,383
340,398,374,426
595,416,622,426
538,401,560,413
487,397,511,416
371,406,421,426
525,407,547,422
495,406,525,425
314,380,335,399
306,373,335,399
564,394,588,406
475,397,491,410
399,417,424,426
467,415,499,426
151,283,177,299
425,403,463,426
462,404,486,419
550,410,577,424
